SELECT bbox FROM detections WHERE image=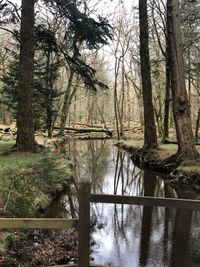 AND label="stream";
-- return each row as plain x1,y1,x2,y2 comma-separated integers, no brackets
63,139,200,267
